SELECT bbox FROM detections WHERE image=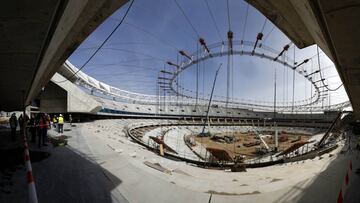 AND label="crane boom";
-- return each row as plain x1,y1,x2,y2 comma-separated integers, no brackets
201,63,223,135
